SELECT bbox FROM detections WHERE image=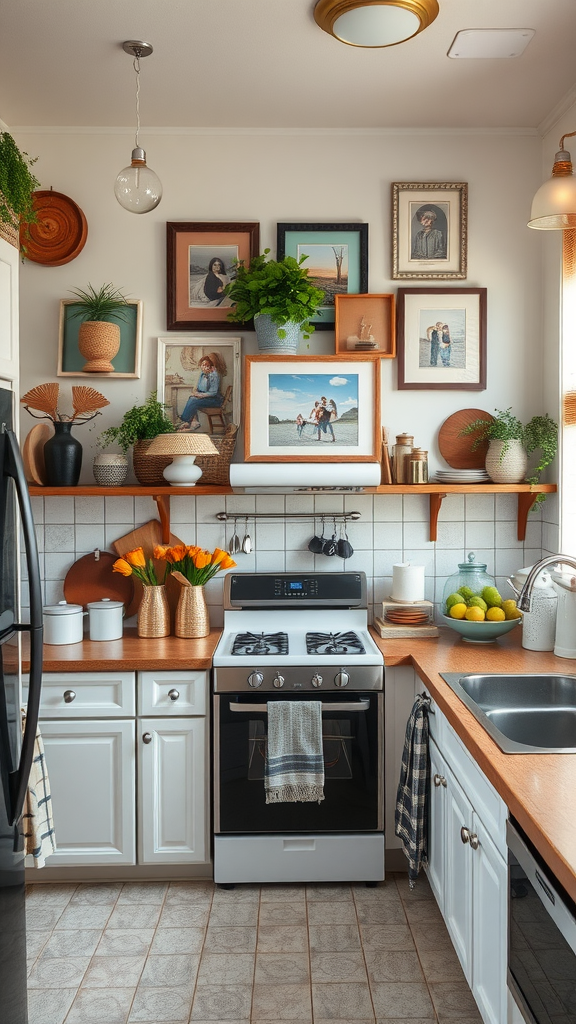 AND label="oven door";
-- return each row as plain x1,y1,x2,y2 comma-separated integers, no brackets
214,691,383,835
